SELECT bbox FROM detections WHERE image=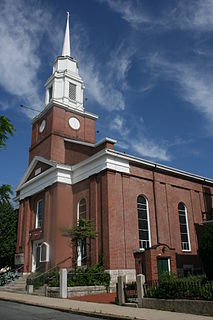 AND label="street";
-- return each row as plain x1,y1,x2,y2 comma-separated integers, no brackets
0,301,106,320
